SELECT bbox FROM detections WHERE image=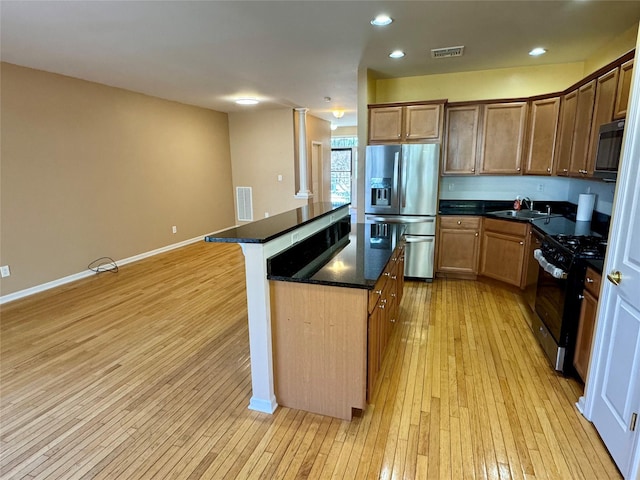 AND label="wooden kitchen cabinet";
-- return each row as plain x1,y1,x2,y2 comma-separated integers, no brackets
523,97,560,175
442,105,481,174
368,103,443,143
586,68,619,175
613,59,634,119
574,267,602,382
555,90,578,176
478,102,528,174
480,218,529,288
436,216,481,278
568,80,596,176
